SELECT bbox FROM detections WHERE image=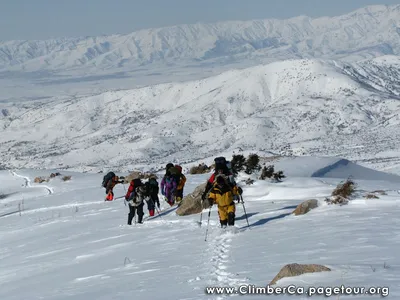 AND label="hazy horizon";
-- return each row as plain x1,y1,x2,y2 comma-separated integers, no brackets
0,0,399,41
